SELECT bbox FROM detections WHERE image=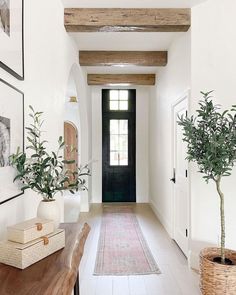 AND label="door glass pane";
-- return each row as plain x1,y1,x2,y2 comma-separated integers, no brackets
109,90,129,111
110,120,119,134
110,135,119,151
120,100,128,110
109,119,128,166
110,101,119,110
120,120,128,134
119,135,128,151
110,90,119,100
110,152,119,166
120,90,128,100
119,152,128,166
